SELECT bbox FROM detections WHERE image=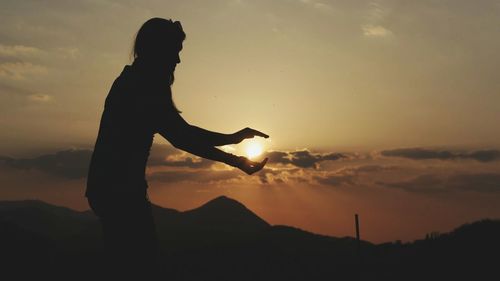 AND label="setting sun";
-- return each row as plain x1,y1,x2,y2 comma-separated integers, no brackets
245,141,263,159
